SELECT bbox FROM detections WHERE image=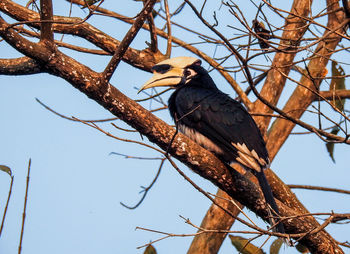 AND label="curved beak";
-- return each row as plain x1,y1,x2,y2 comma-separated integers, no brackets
138,68,184,94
